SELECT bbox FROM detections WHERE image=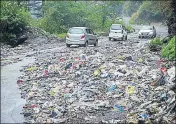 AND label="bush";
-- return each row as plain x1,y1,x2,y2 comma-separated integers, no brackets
130,1,172,24
161,36,176,60
57,33,66,39
125,25,133,32
161,36,172,44
150,37,162,45
0,1,33,44
114,20,133,33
